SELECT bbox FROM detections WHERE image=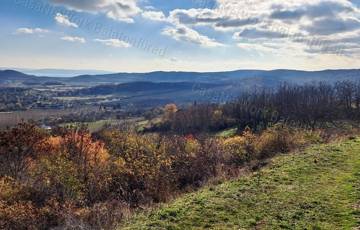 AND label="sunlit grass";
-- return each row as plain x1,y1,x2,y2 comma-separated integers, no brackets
122,138,360,229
